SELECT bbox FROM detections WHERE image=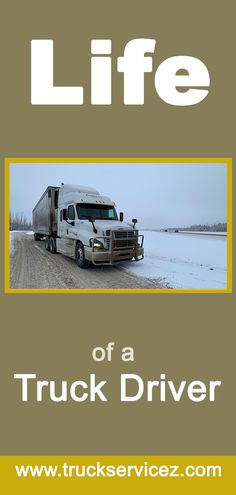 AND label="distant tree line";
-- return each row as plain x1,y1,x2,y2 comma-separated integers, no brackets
10,212,32,231
178,222,227,232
